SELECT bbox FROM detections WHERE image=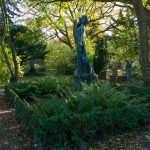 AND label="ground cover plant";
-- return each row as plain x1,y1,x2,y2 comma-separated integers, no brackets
5,76,150,149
